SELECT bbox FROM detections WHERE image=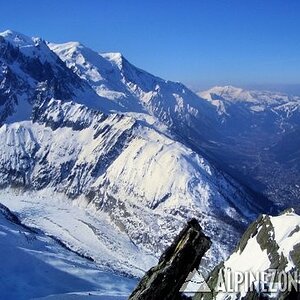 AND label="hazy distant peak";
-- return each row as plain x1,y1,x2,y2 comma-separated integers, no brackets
199,85,253,102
